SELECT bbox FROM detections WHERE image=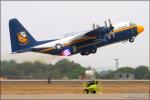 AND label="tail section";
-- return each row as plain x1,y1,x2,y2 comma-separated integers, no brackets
9,18,37,53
